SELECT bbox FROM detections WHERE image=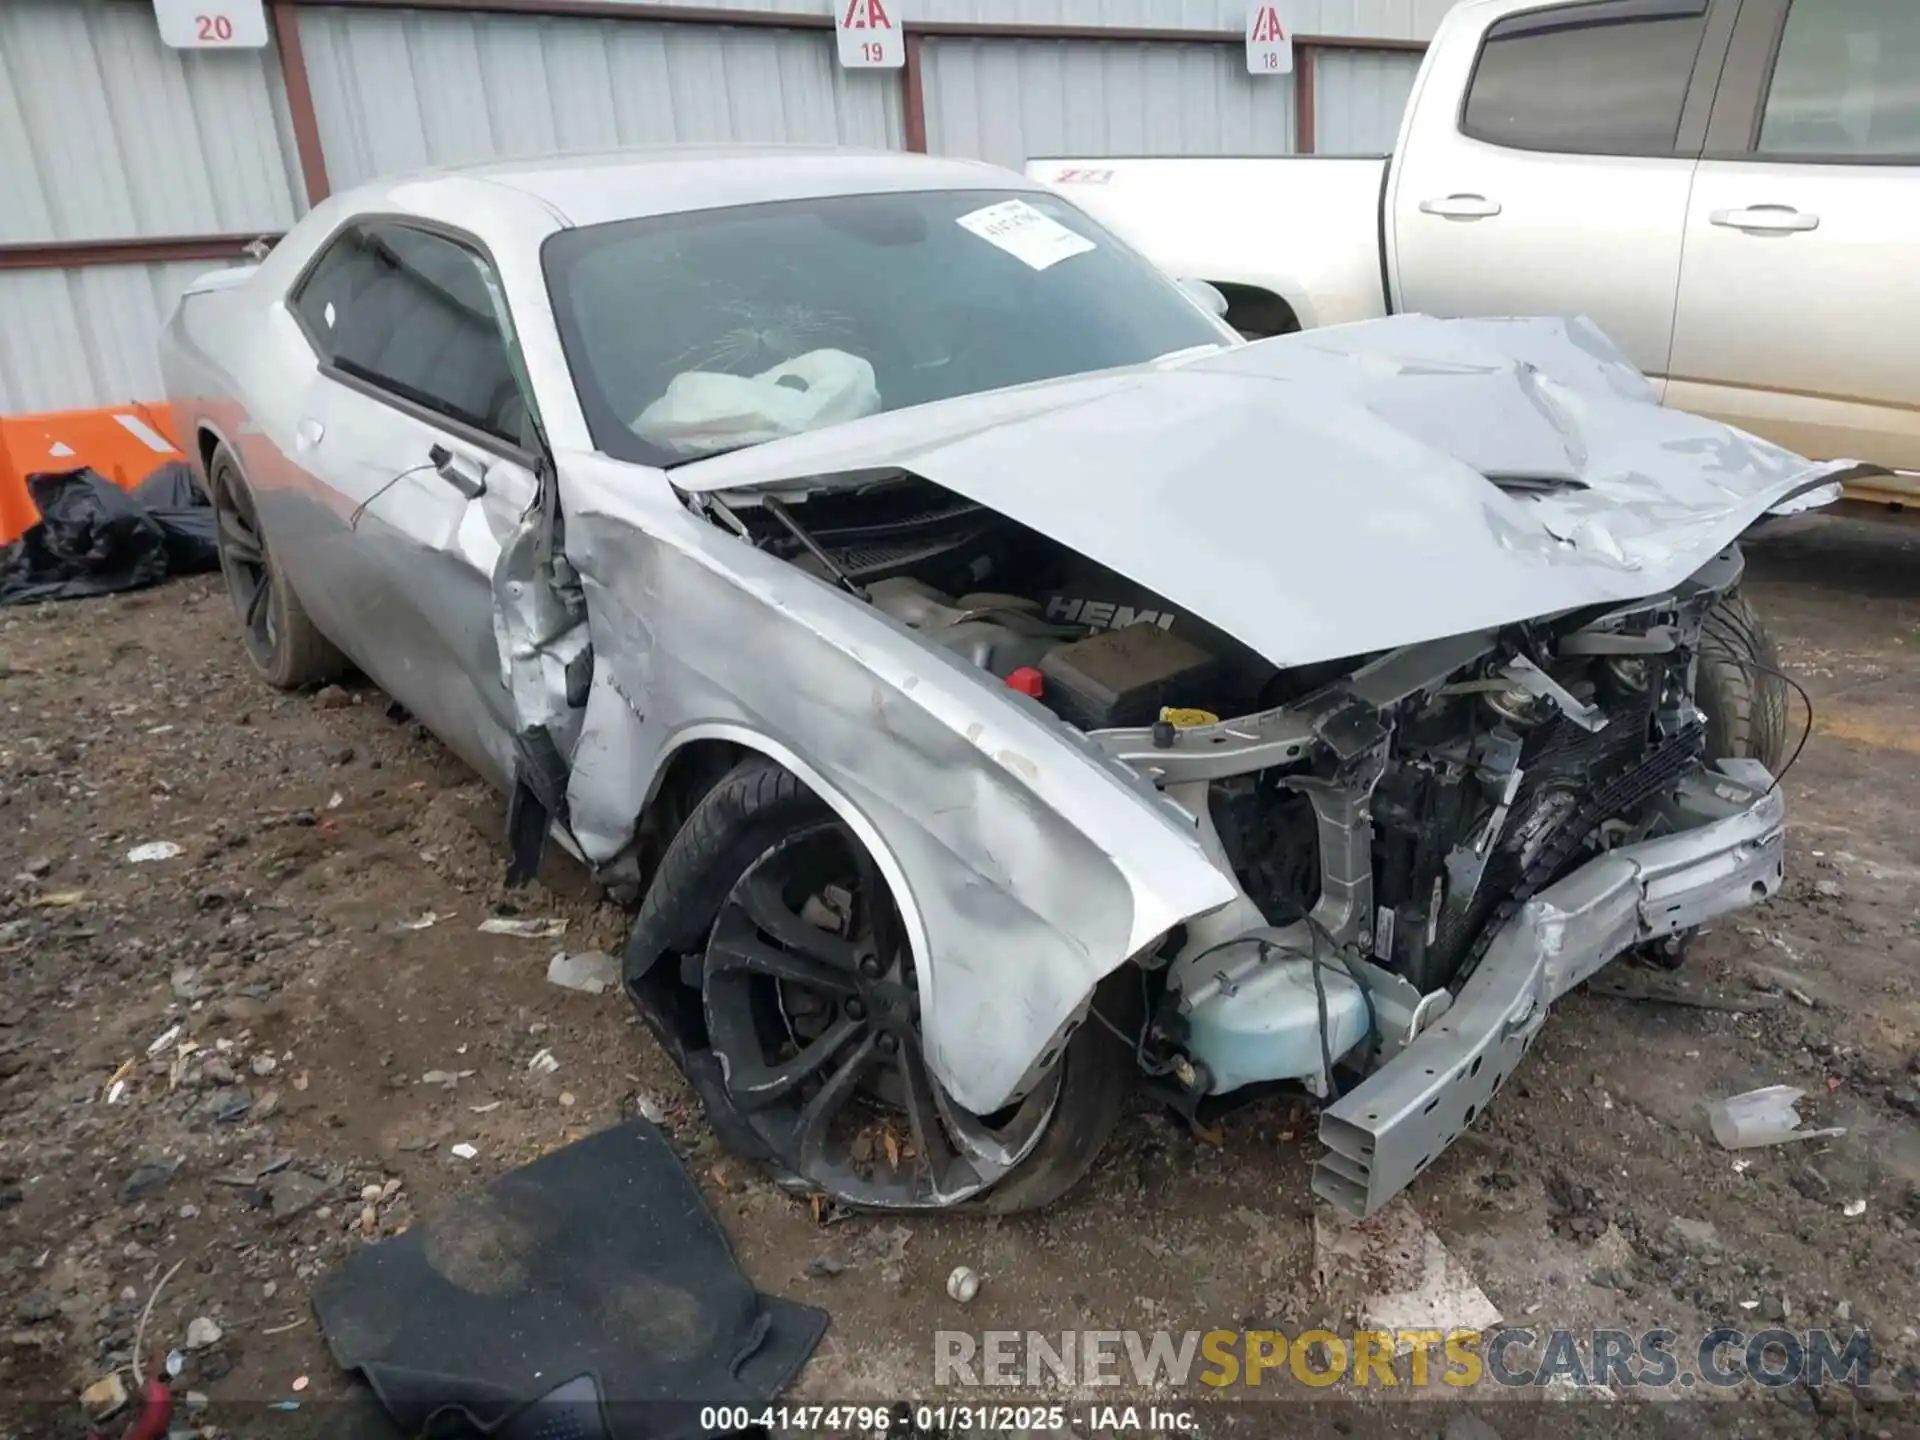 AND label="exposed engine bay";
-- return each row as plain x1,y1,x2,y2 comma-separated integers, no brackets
707,473,1747,1104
